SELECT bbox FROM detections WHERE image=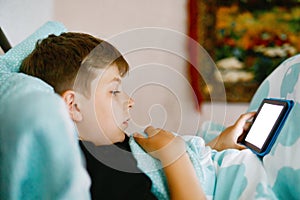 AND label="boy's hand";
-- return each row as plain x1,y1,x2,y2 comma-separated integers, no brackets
135,126,206,199
133,126,186,167
209,112,256,151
